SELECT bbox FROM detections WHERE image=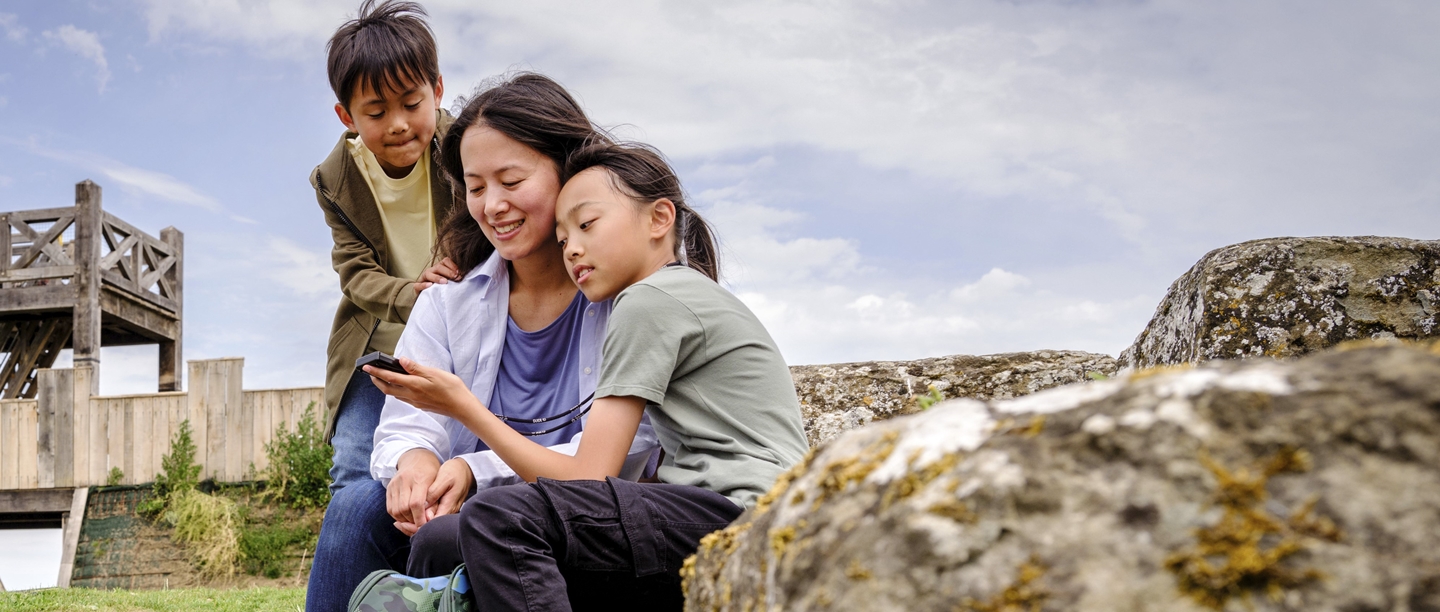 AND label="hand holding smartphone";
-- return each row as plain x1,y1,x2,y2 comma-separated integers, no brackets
356,351,408,375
